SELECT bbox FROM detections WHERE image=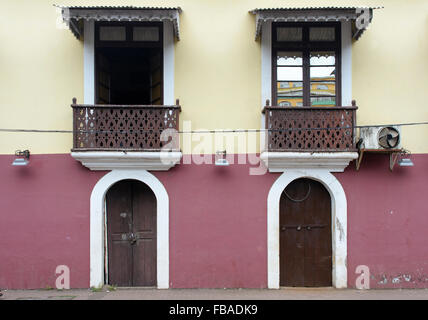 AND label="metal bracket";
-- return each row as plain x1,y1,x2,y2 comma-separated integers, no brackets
356,148,404,171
